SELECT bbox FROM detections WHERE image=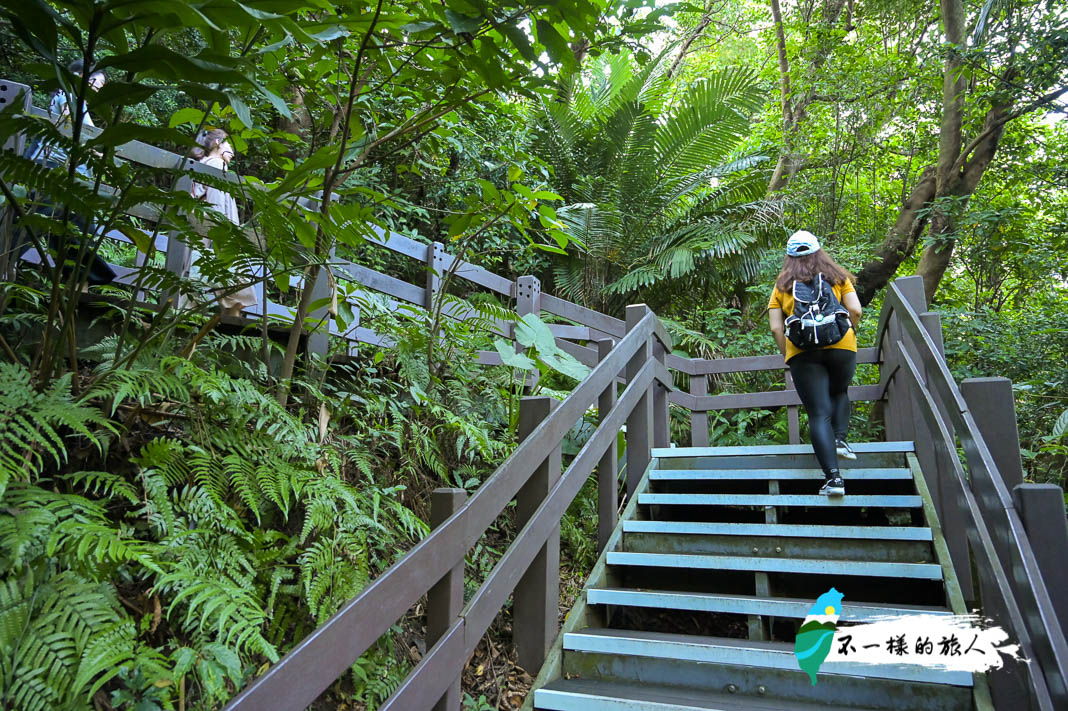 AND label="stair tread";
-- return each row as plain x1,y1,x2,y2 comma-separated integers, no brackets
651,468,912,480
623,521,932,541
606,551,943,579
563,628,972,687
586,588,952,620
536,678,879,710
638,493,923,507
653,442,914,458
